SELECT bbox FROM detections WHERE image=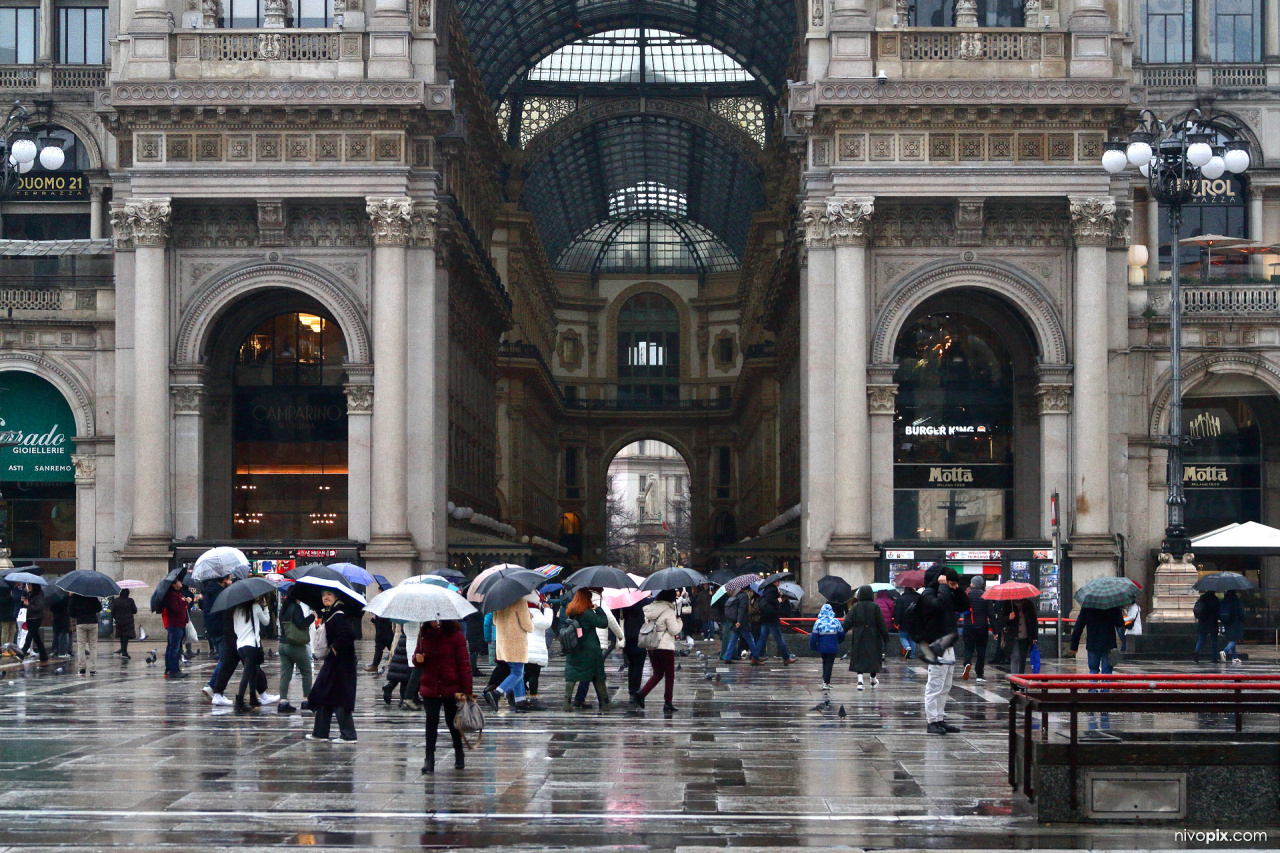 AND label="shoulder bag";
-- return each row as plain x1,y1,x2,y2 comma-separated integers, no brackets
455,696,485,749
